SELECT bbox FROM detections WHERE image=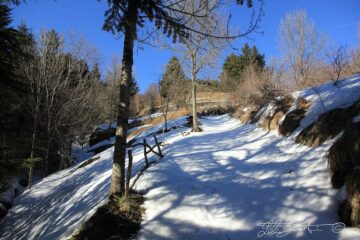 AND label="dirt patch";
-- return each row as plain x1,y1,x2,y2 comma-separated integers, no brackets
296,100,360,147
71,191,144,240
279,98,311,136
326,121,360,189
